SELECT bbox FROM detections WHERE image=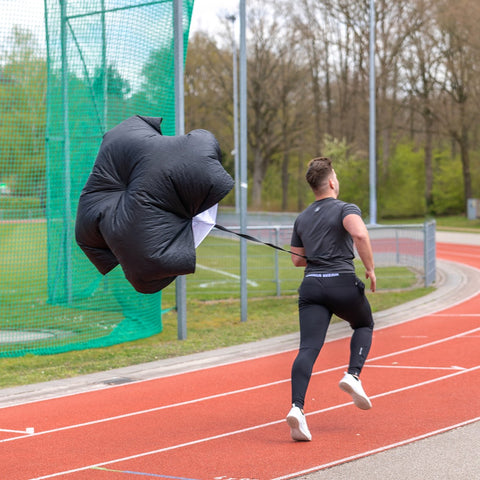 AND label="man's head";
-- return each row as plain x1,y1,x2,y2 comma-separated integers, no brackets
305,157,339,198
